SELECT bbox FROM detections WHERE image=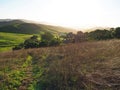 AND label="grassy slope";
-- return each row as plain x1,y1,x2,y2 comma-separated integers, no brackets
0,32,32,52
0,20,76,34
0,20,76,52
0,40,120,90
